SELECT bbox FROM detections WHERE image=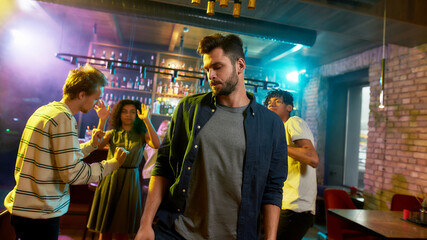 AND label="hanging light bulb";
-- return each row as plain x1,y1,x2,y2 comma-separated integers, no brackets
233,0,242,18
248,0,256,9
207,0,215,15
220,0,228,7
191,0,200,5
